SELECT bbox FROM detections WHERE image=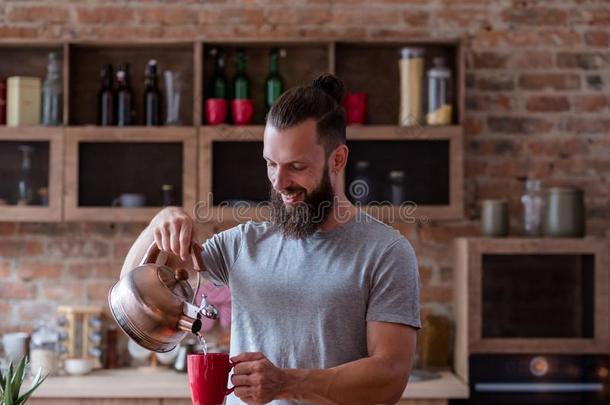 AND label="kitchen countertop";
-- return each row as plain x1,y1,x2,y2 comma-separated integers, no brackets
31,368,469,399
